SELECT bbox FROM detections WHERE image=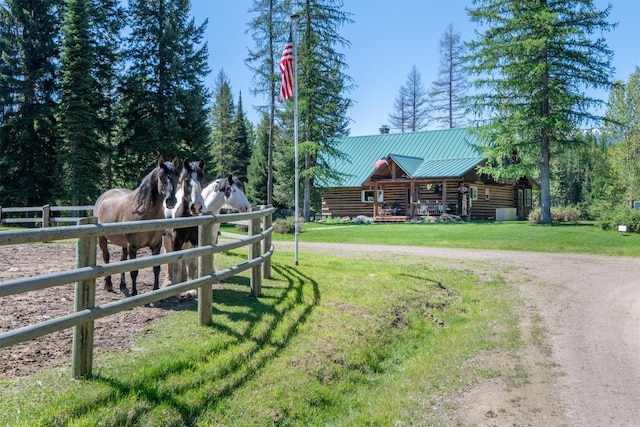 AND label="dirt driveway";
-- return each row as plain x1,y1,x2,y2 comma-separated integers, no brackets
1,241,639,426
276,241,640,427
